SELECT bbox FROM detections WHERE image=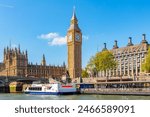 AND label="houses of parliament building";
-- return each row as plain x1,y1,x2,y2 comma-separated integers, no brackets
0,46,66,78
0,9,82,79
